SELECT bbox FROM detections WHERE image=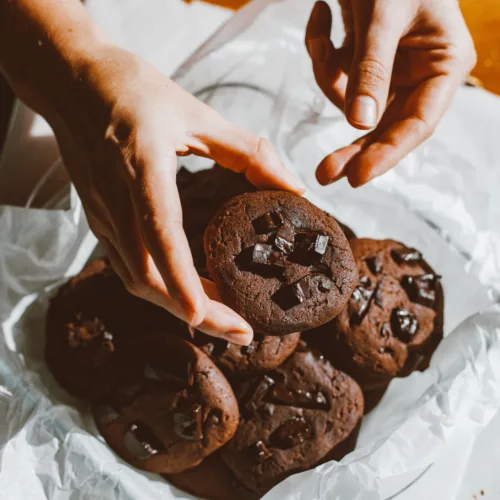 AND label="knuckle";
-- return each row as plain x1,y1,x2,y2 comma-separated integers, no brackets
355,58,390,92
